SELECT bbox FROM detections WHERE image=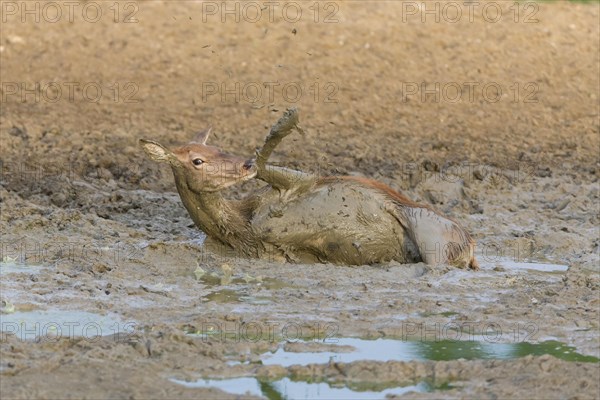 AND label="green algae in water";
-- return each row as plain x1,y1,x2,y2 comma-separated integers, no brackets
198,274,292,304
260,338,599,366
420,339,599,363
199,277,290,304
202,289,241,303
172,338,597,398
